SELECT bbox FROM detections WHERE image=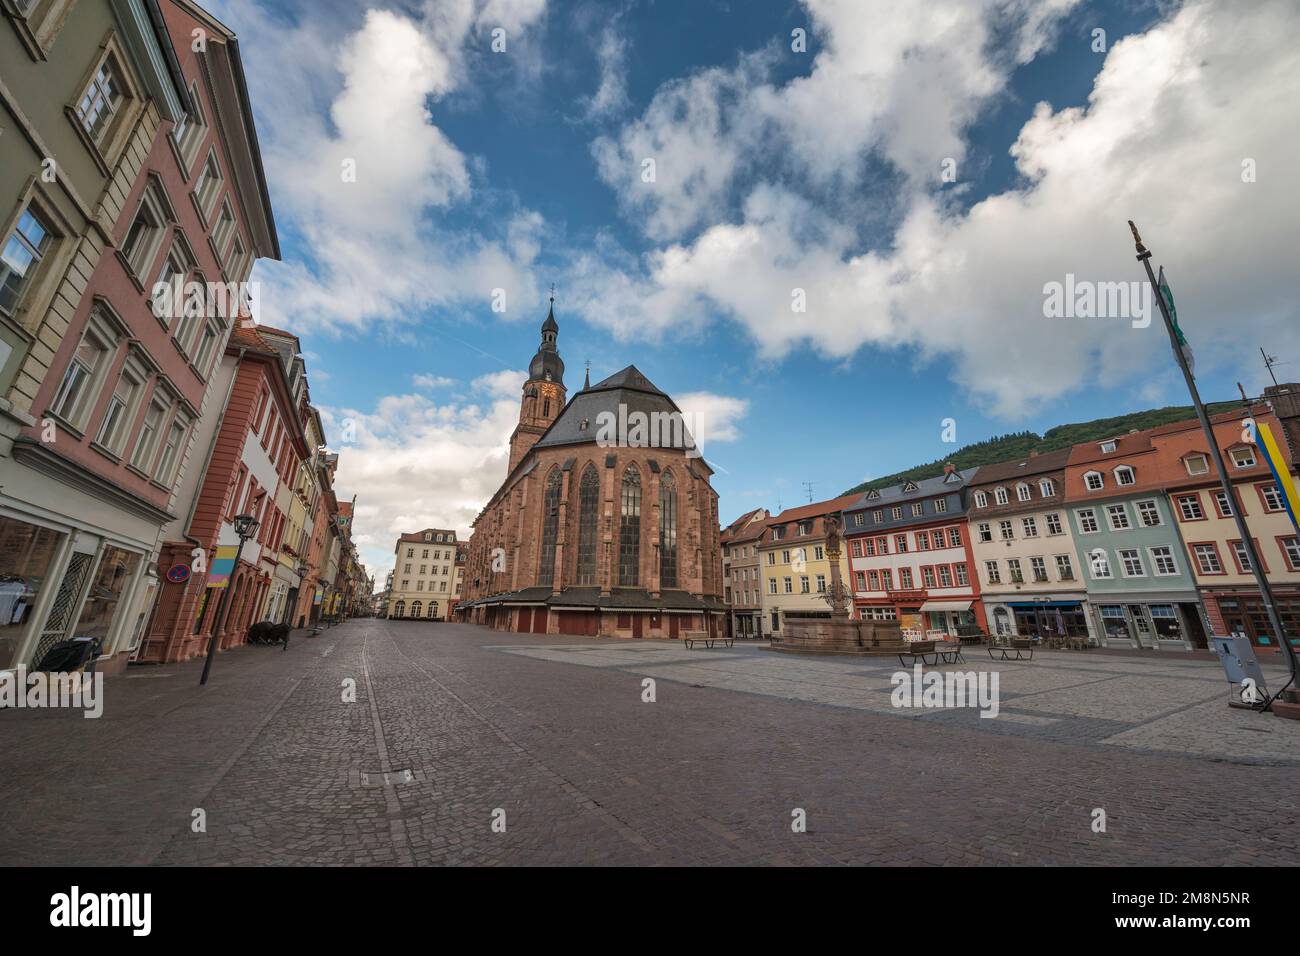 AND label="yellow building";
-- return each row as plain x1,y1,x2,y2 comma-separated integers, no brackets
388,528,459,621
757,495,858,638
